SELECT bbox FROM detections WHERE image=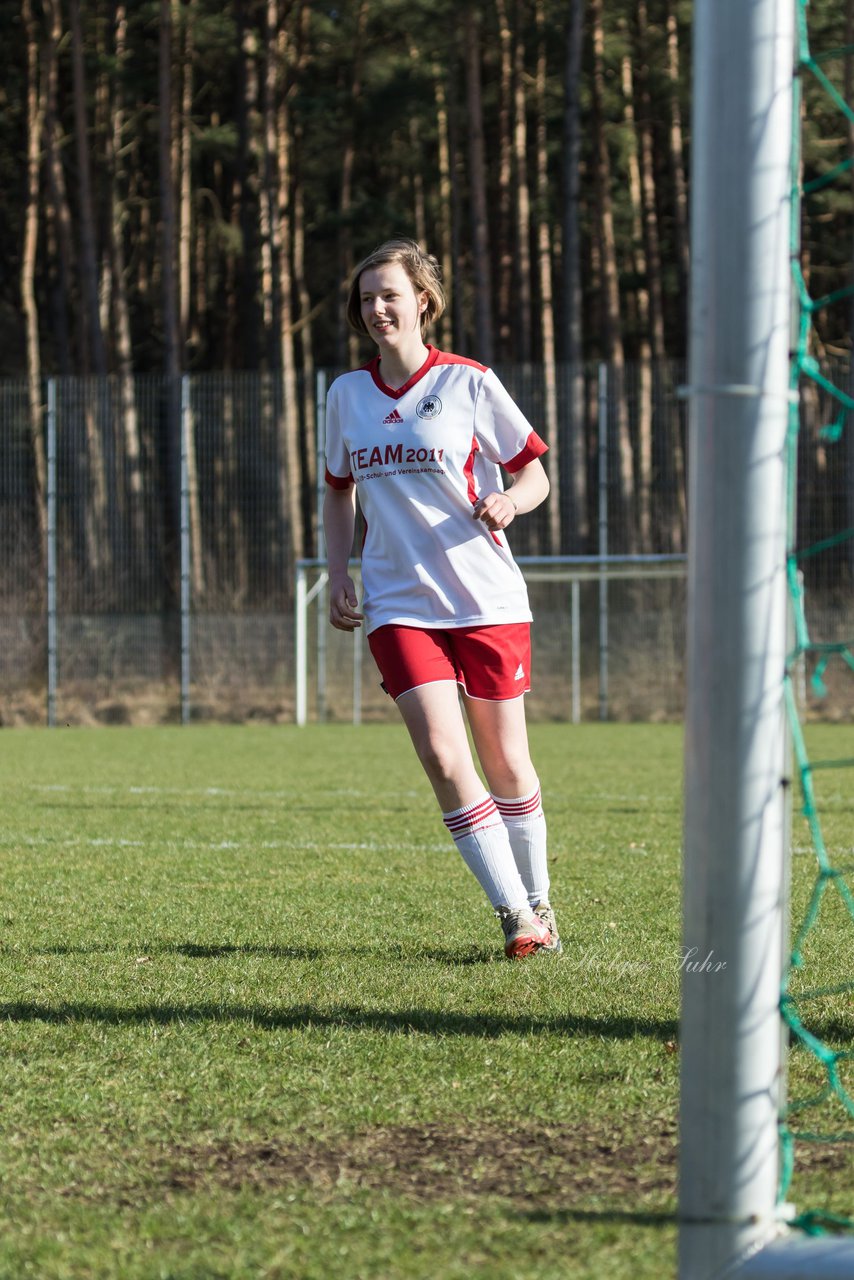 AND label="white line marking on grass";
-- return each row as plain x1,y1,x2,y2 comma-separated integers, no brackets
29,783,375,801
3,836,407,856
88,838,146,847
327,842,388,850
